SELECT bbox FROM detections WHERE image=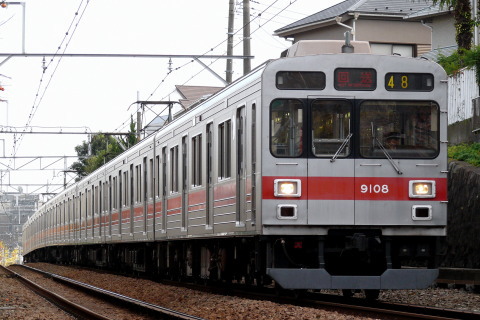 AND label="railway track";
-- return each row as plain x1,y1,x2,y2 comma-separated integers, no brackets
0,264,102,319
184,282,480,320
17,263,480,320
6,264,206,320
300,291,480,320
